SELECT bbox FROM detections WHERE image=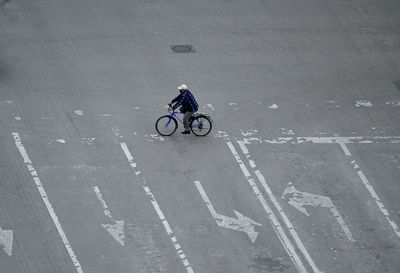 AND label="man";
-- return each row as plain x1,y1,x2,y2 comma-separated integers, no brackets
169,84,199,134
